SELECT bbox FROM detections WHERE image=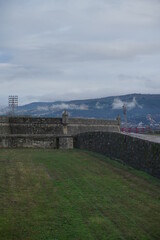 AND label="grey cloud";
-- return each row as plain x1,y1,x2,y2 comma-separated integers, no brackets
37,103,89,112
0,0,160,105
50,103,88,111
112,97,143,110
95,102,103,109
